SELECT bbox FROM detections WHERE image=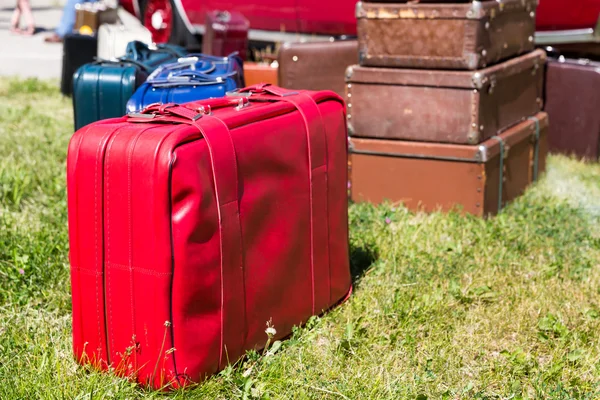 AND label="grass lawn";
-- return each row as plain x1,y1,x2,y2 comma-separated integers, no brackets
1,77,600,399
